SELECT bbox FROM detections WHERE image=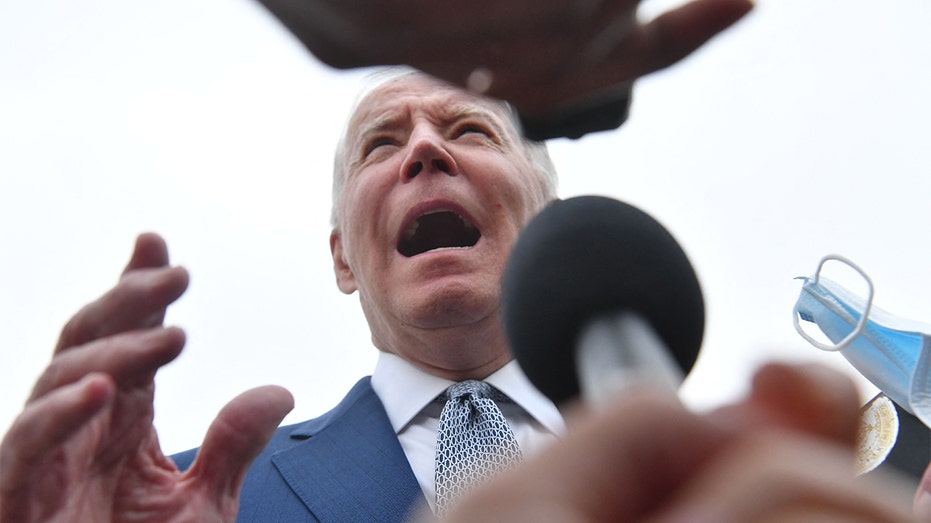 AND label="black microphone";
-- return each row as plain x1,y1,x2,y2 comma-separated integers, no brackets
502,195,705,406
